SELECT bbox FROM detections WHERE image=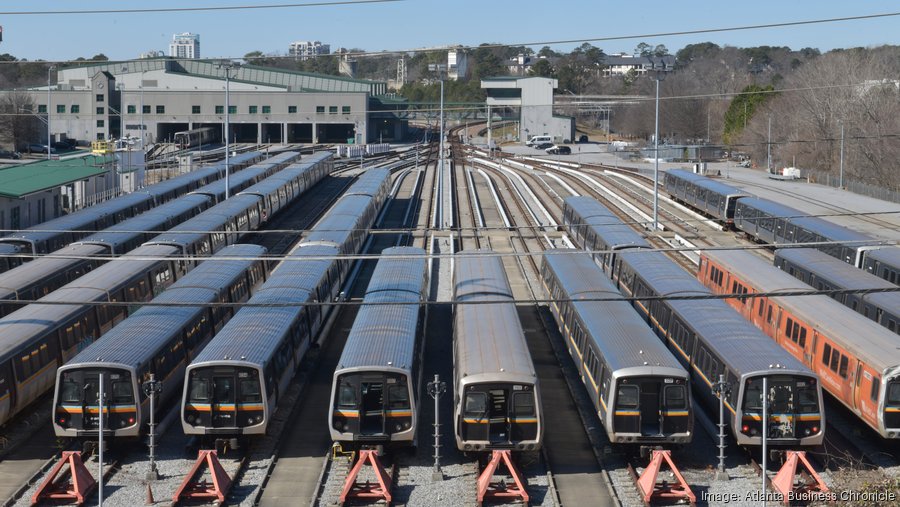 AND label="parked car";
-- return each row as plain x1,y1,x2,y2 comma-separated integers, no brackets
27,144,56,154
546,145,572,155
0,150,21,159
535,142,554,150
51,141,75,152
